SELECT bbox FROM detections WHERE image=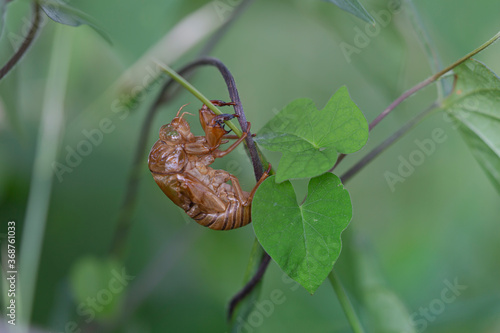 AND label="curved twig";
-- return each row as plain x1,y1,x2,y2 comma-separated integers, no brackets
0,2,41,81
